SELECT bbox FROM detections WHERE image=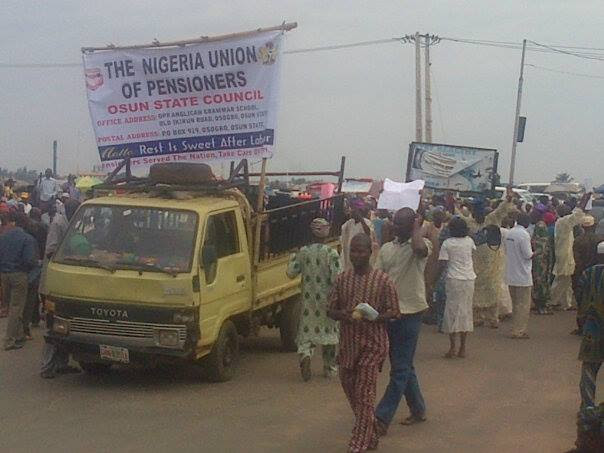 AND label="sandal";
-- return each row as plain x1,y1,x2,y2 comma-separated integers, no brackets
401,414,427,426
510,333,530,340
